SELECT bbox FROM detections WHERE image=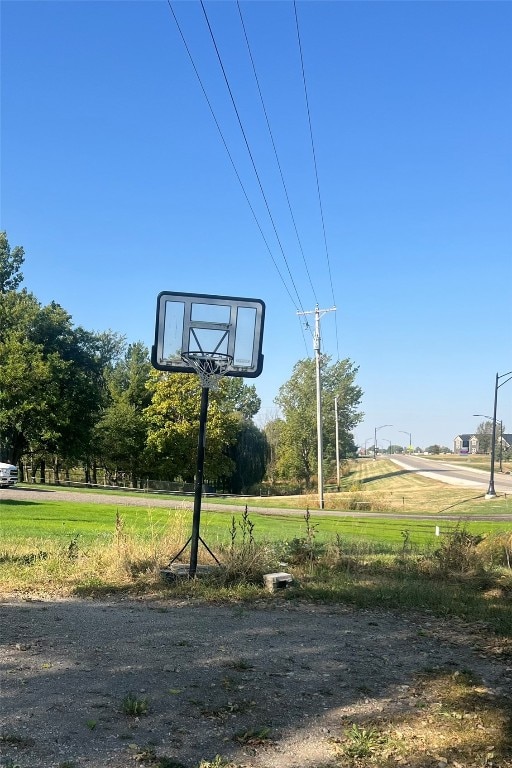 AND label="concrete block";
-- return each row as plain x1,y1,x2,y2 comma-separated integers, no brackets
263,571,293,592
